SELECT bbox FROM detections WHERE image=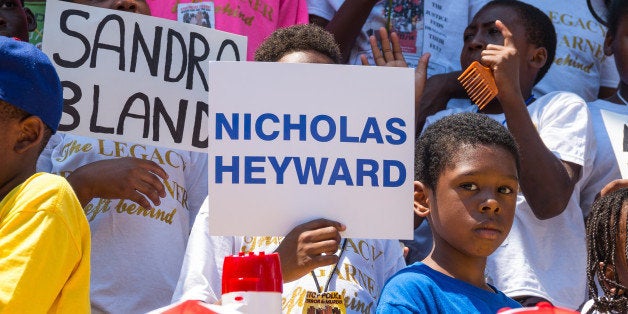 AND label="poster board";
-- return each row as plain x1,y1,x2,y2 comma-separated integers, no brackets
207,62,415,239
42,0,246,152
